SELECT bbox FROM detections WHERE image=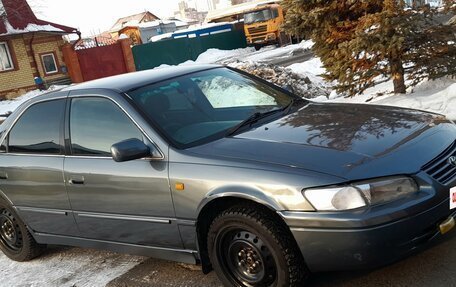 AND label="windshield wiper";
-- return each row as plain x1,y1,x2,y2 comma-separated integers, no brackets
226,100,296,137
